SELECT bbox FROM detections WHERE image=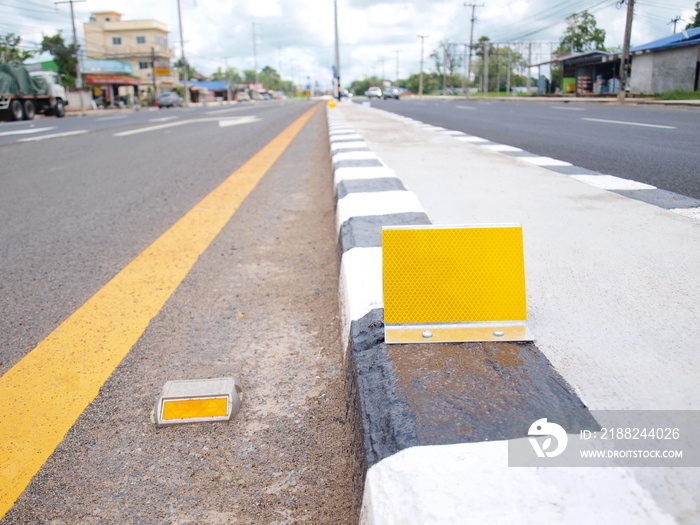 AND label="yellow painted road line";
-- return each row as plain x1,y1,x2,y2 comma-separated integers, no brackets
0,104,320,518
